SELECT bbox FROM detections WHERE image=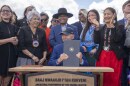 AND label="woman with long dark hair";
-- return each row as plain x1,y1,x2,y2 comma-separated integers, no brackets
17,5,35,28
0,5,18,86
80,9,100,66
94,7,125,86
